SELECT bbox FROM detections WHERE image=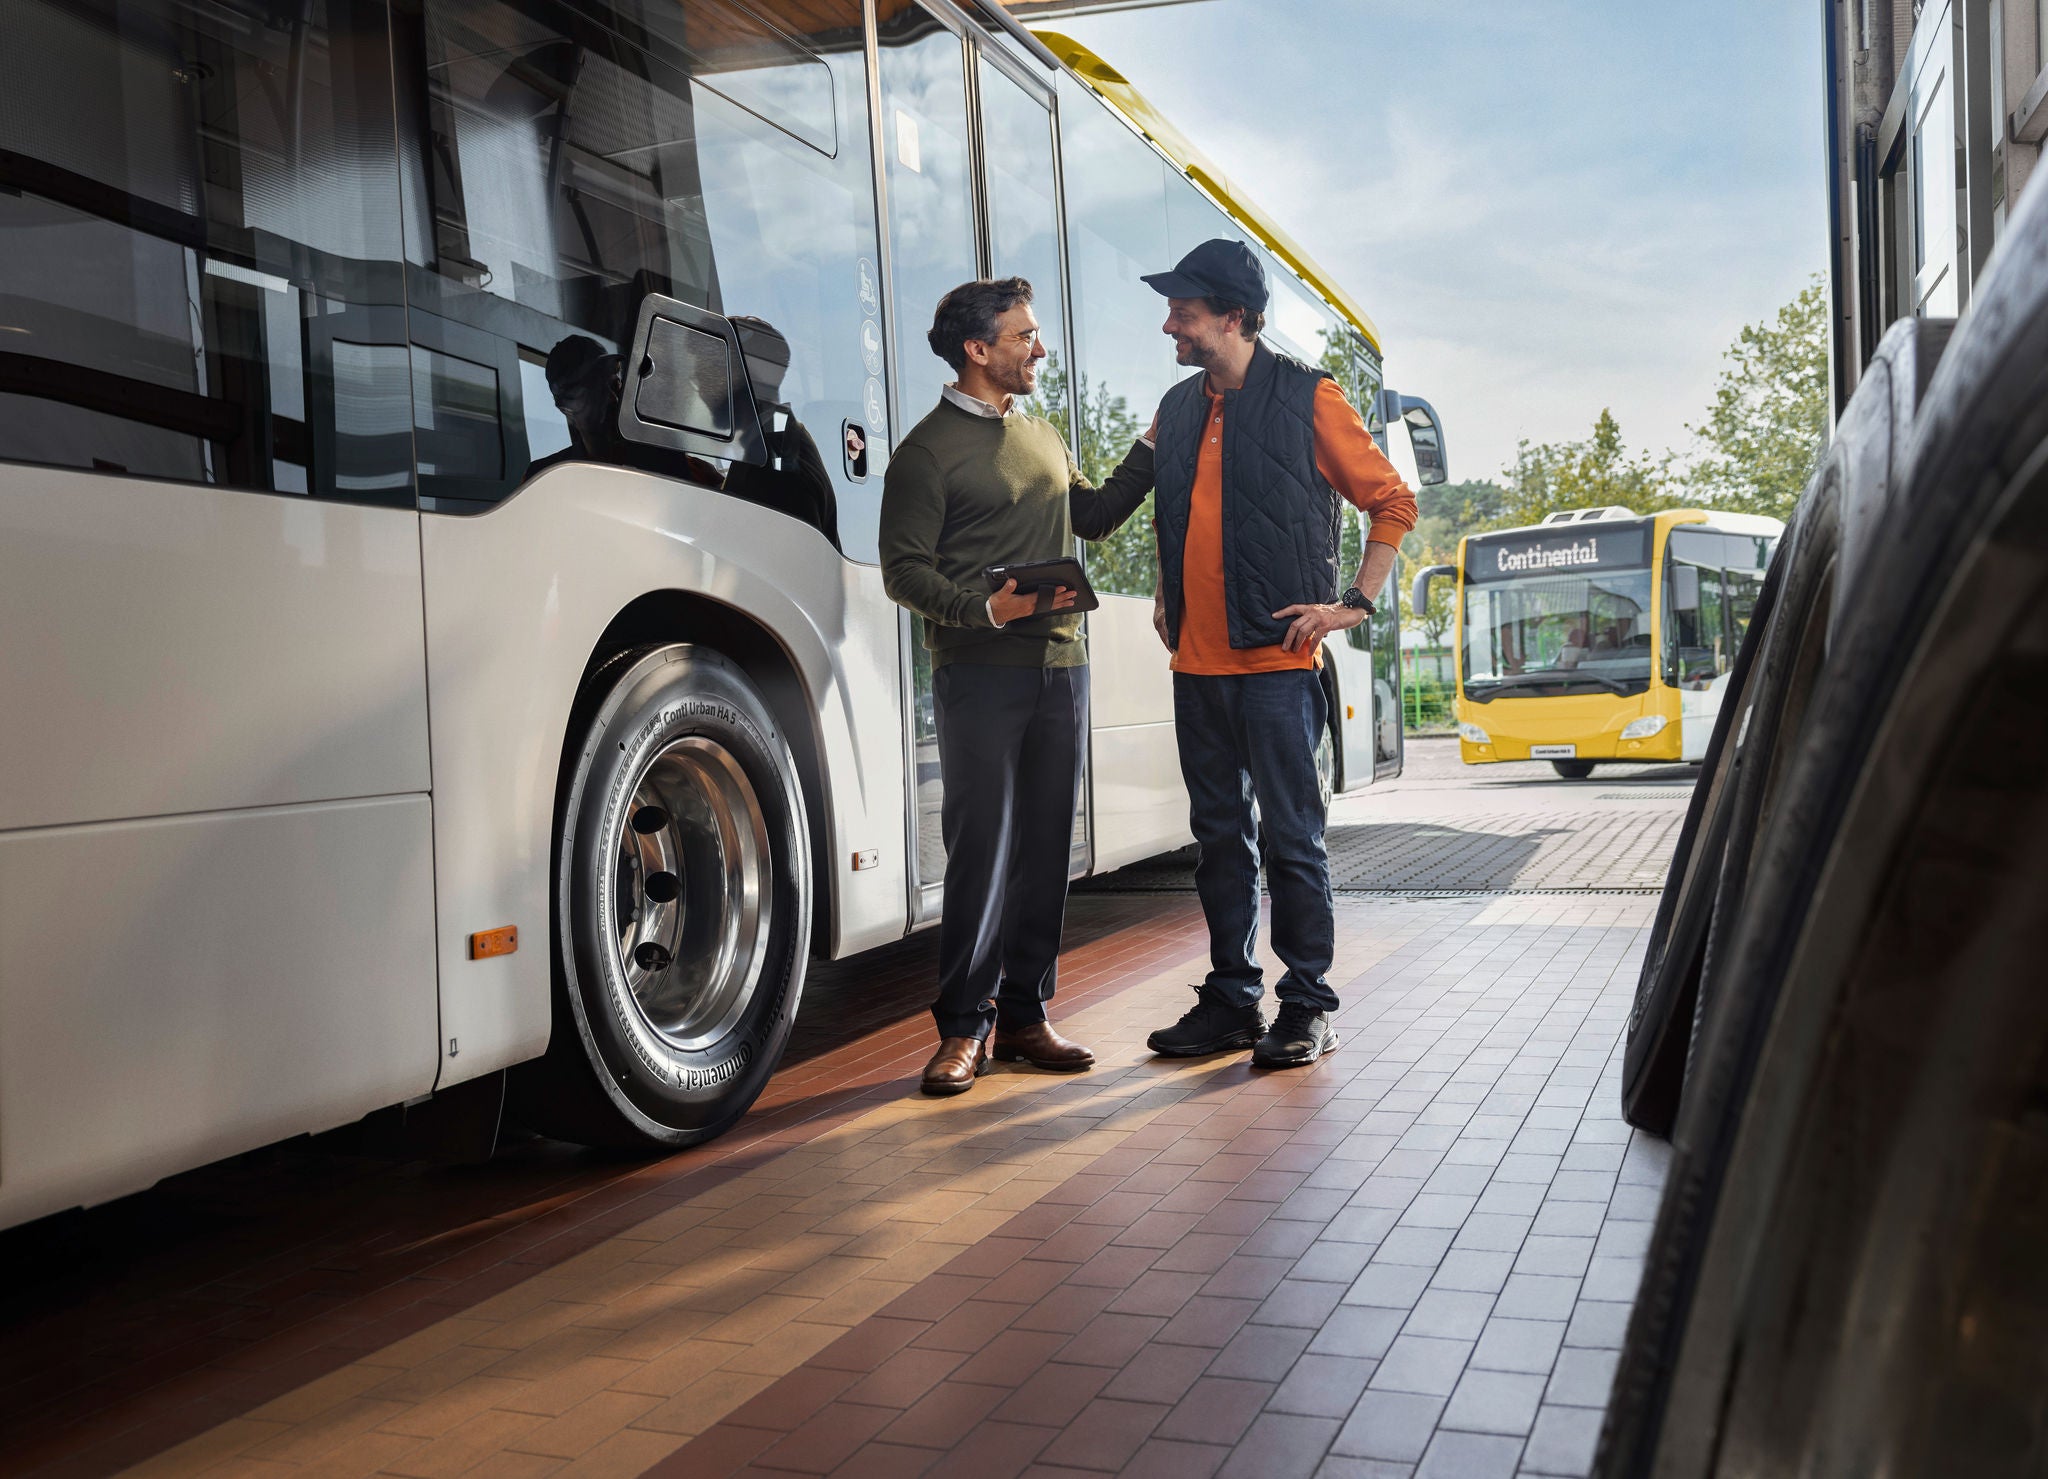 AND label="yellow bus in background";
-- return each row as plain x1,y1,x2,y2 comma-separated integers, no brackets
1414,507,1783,778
